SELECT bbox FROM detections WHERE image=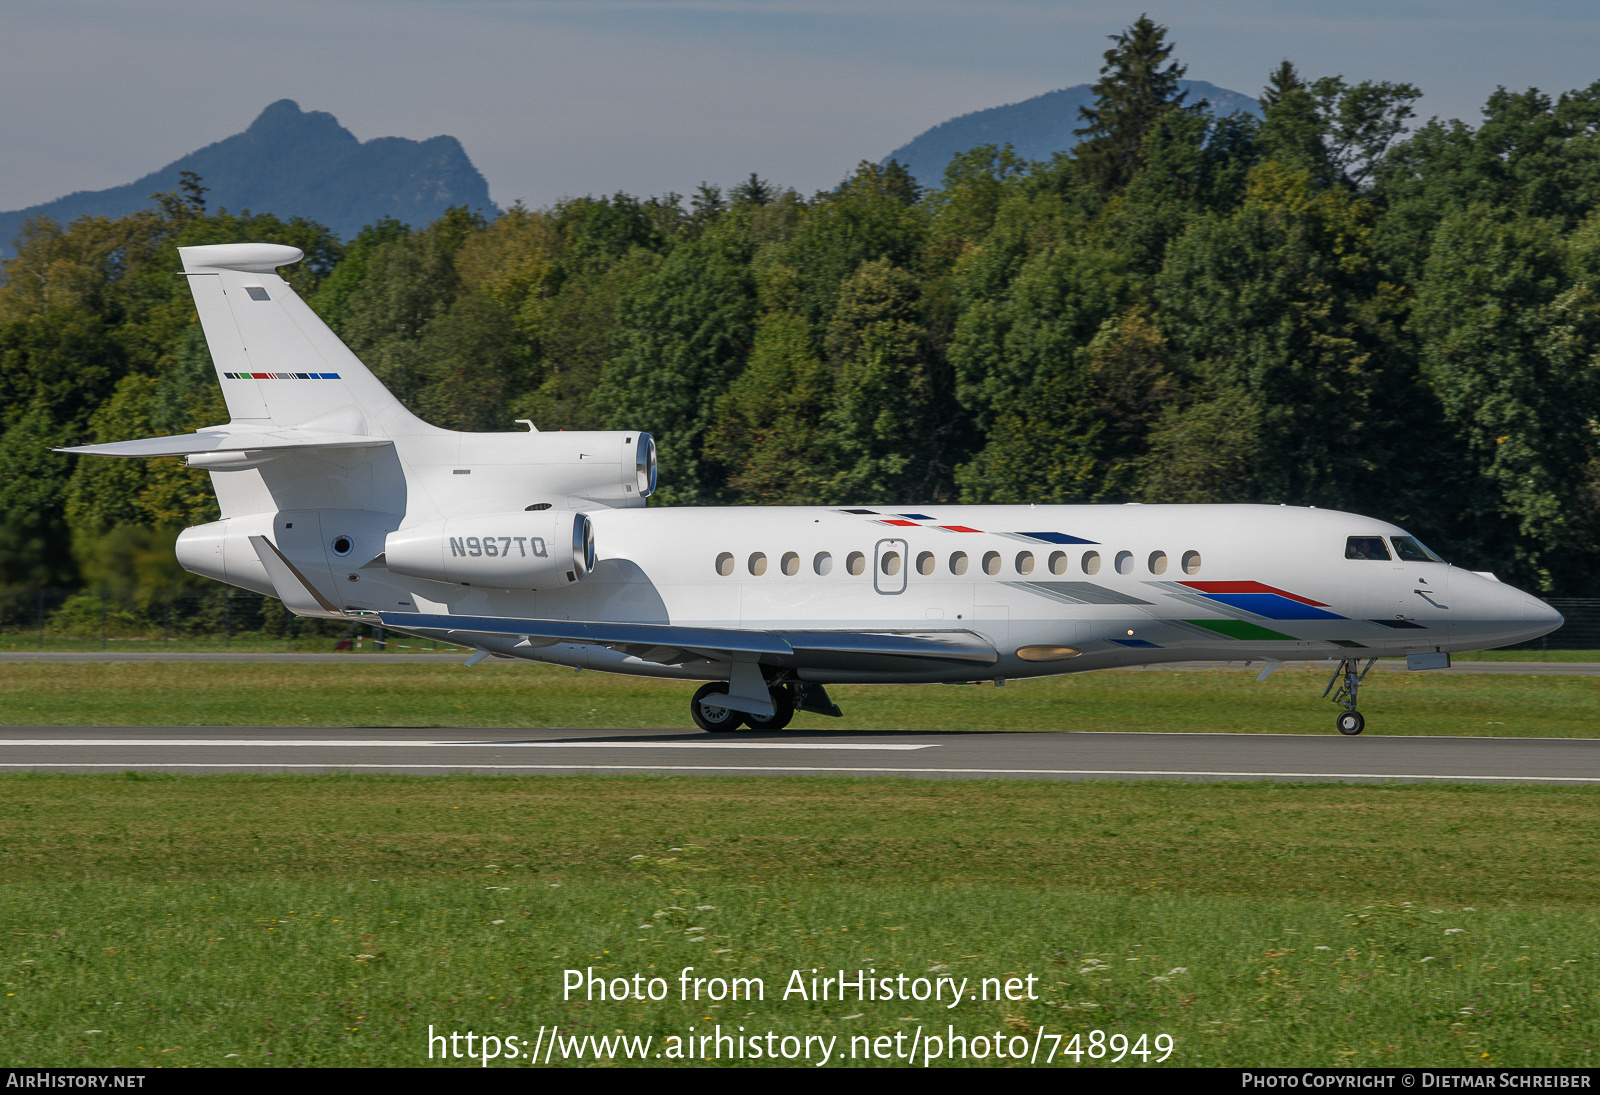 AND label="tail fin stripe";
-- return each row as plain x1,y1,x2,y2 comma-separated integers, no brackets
221,372,343,381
